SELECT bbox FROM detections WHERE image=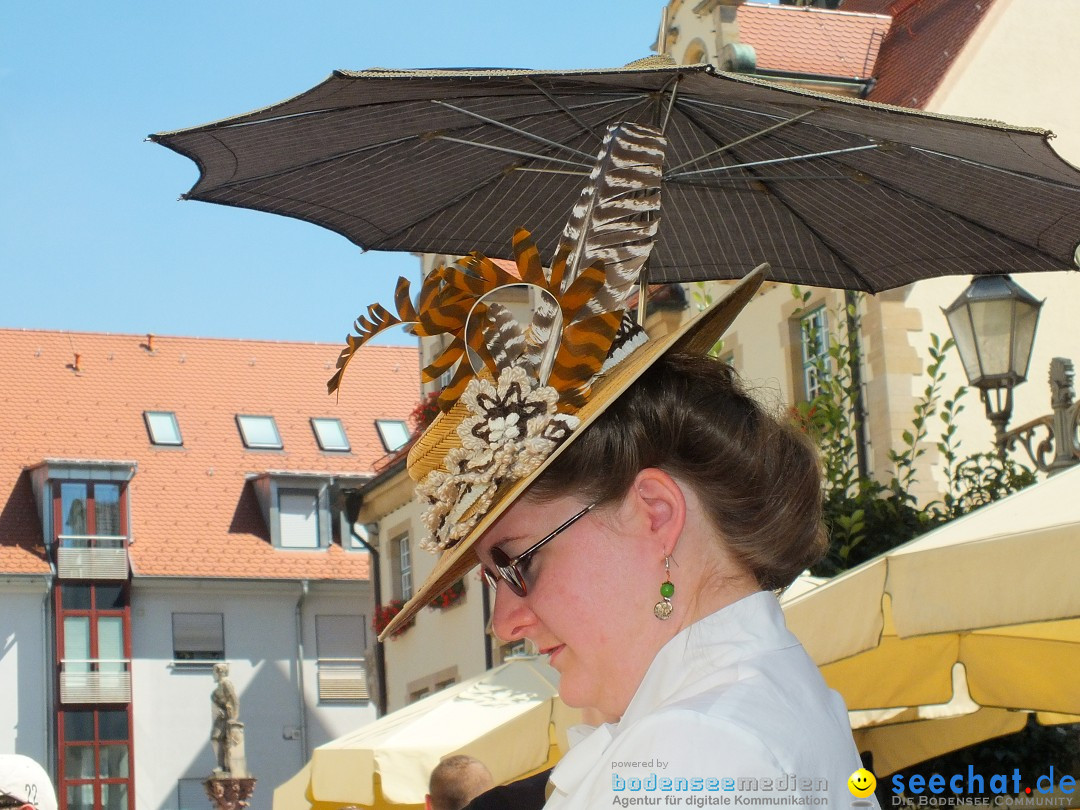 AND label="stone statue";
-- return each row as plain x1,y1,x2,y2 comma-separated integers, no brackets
210,663,247,777
205,663,255,810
